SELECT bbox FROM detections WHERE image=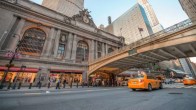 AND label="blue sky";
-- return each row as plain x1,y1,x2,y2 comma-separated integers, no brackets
32,0,188,28
31,0,195,63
